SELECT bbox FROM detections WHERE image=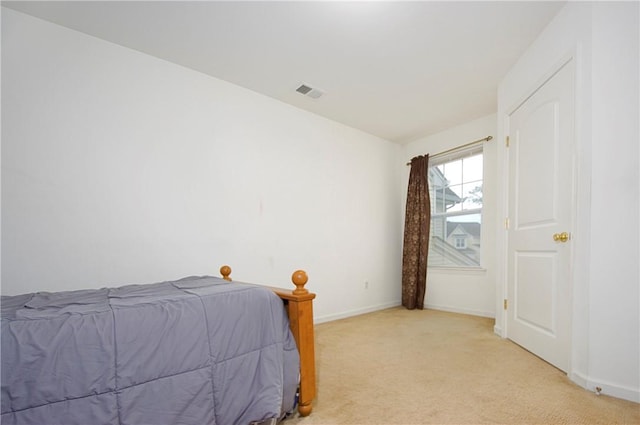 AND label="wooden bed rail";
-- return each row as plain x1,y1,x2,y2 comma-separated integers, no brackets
219,265,316,417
